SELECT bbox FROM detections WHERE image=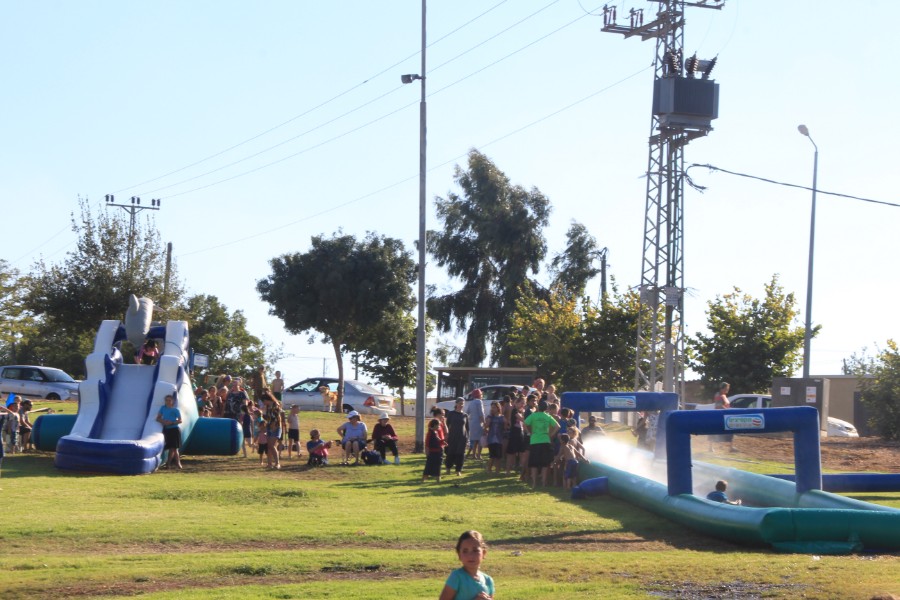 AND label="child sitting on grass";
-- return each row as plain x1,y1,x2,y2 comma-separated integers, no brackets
306,429,330,467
